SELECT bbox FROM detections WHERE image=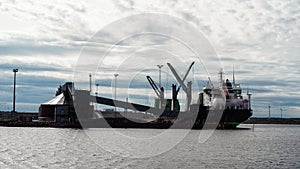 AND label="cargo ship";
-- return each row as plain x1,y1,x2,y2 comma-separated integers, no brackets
38,62,252,129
